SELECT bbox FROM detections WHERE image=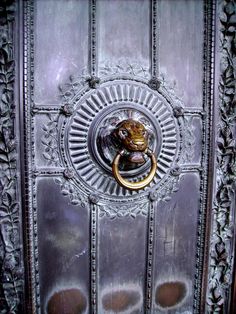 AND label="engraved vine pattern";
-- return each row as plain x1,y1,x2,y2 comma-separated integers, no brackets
207,0,236,312
181,117,196,163
58,71,89,104
54,177,87,207
0,1,23,312
42,114,62,166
